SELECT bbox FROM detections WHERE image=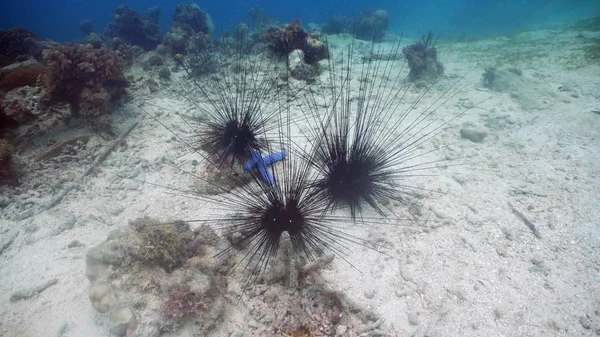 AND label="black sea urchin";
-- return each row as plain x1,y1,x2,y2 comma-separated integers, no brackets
300,39,481,221
154,36,289,170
